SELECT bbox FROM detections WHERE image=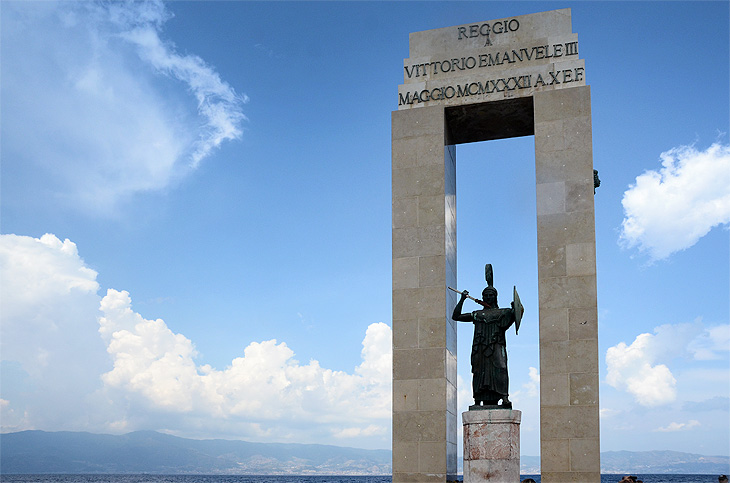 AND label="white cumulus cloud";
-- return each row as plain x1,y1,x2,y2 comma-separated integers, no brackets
100,288,391,430
1,1,246,214
0,234,109,430
654,420,700,432
620,142,730,260
606,333,679,407
0,233,391,446
605,322,729,407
